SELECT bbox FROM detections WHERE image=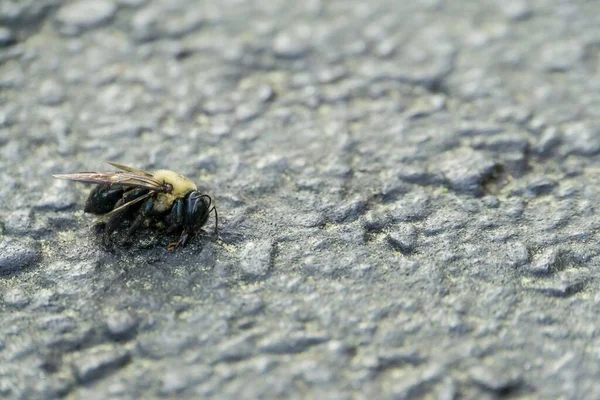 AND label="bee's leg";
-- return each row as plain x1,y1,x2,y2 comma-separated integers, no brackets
179,231,190,247
165,199,184,233
127,198,154,237
167,198,194,251
168,231,189,252
104,199,127,242
104,189,150,243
